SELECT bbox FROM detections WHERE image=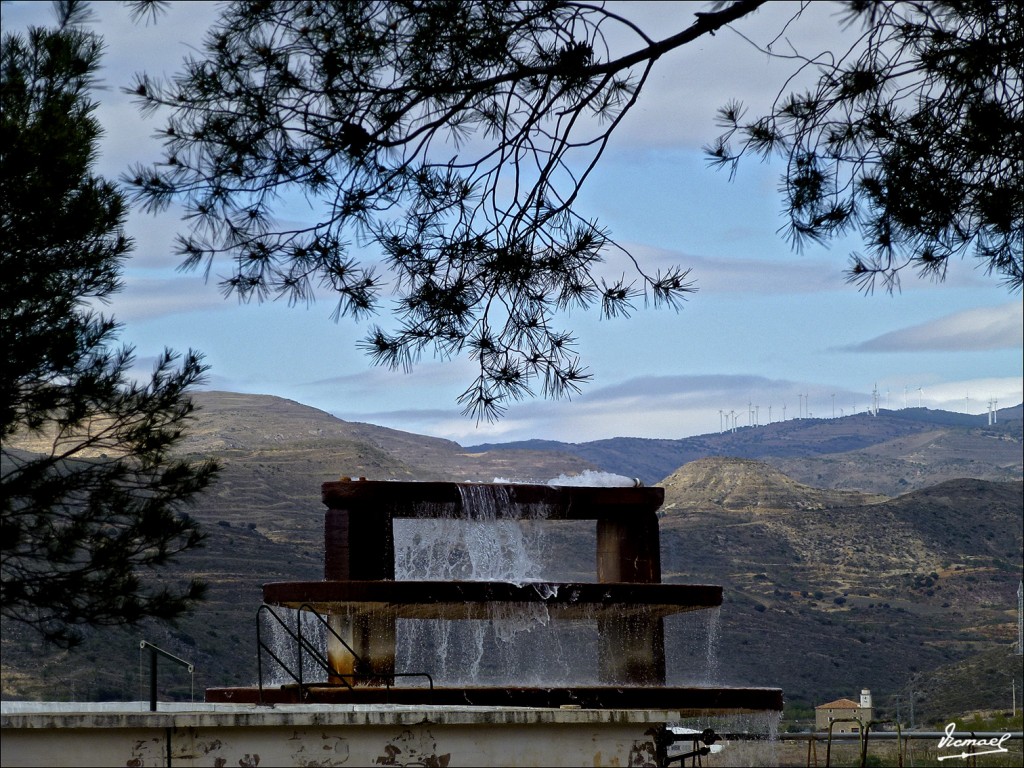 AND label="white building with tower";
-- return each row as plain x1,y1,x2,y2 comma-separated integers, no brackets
815,689,874,732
